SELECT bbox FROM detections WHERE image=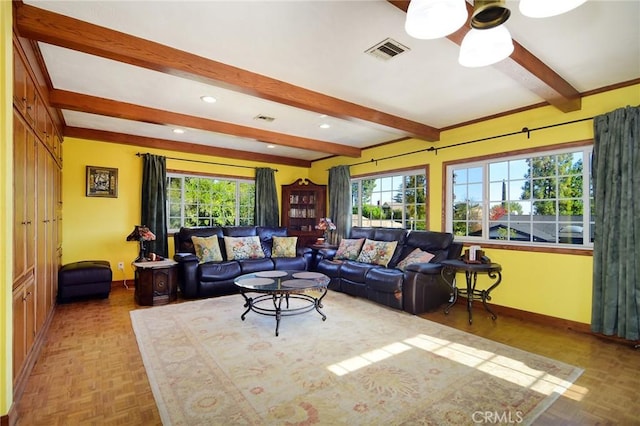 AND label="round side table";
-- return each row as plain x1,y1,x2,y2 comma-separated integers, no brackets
440,259,502,324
